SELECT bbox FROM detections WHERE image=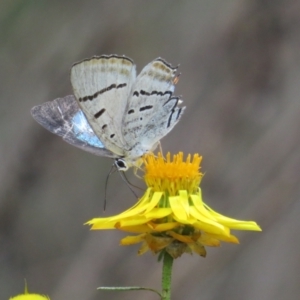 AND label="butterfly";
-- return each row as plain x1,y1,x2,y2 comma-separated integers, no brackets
31,55,185,171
